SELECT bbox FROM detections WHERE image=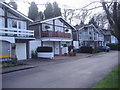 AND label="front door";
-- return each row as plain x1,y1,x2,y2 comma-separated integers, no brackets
54,42,60,55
